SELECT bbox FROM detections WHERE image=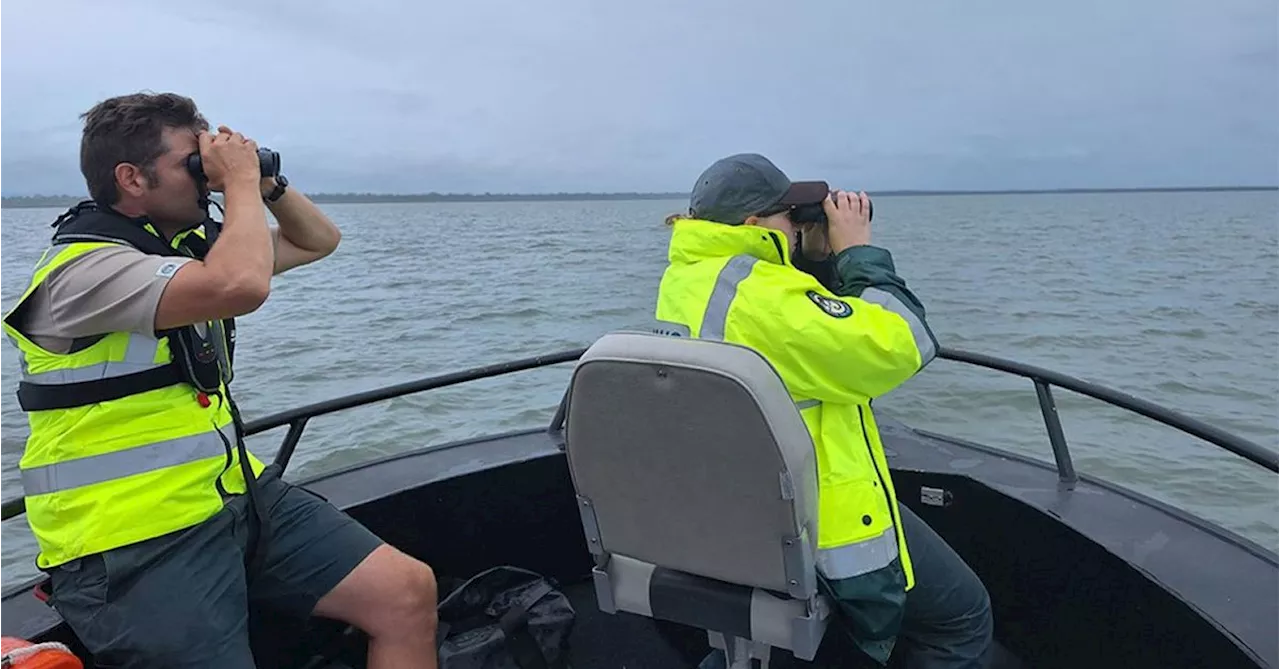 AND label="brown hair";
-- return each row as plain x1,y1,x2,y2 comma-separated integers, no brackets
79,92,210,205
